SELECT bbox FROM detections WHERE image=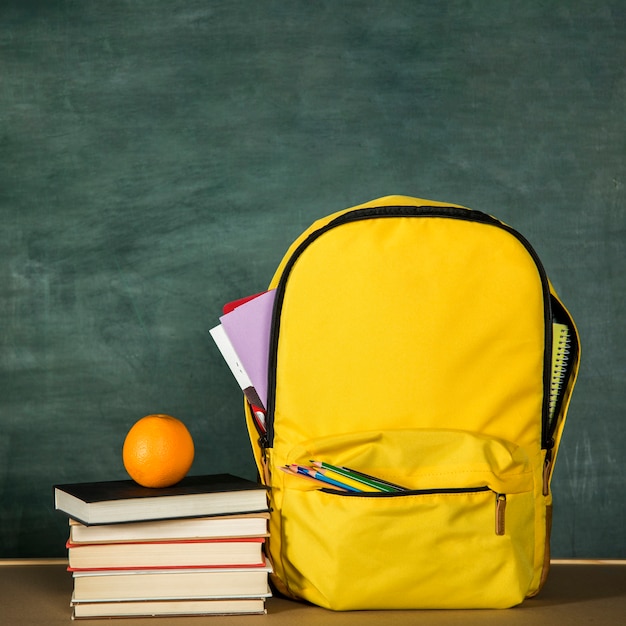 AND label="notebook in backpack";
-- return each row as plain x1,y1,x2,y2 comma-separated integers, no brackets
241,195,580,610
